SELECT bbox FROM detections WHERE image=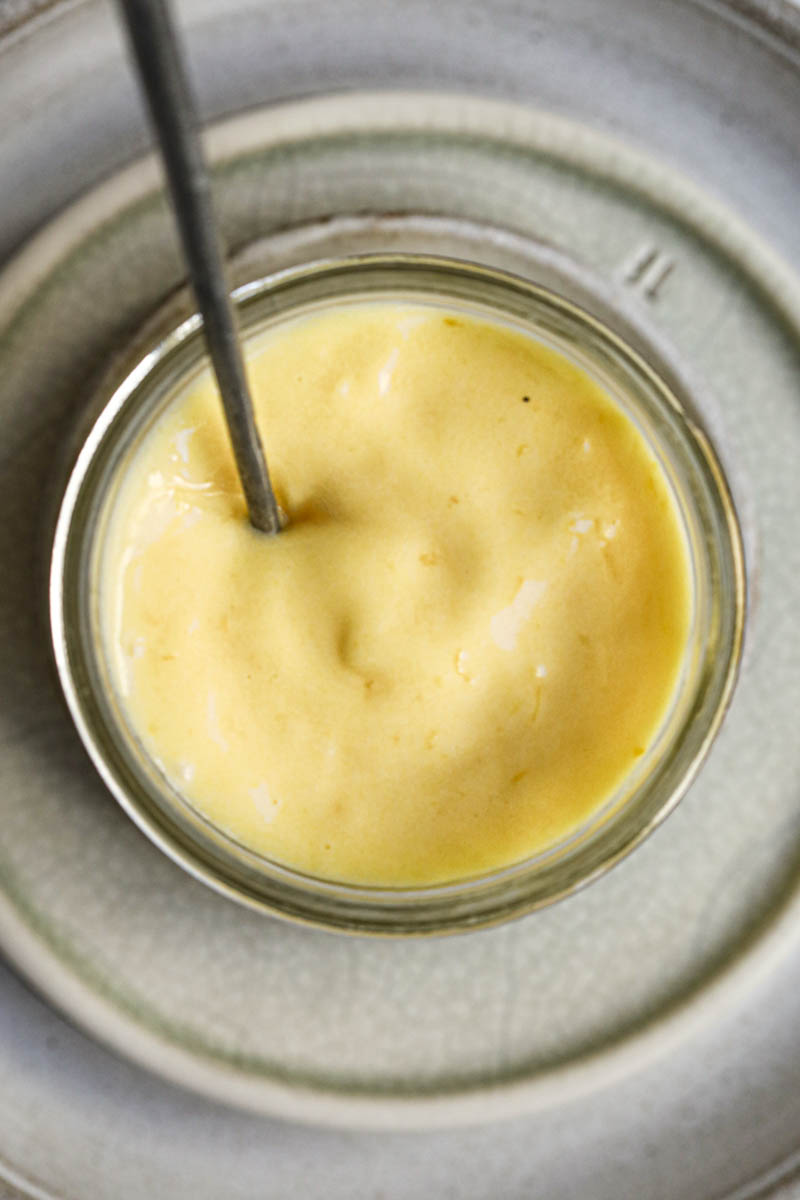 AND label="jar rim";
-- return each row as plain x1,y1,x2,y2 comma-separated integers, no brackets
49,253,746,935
